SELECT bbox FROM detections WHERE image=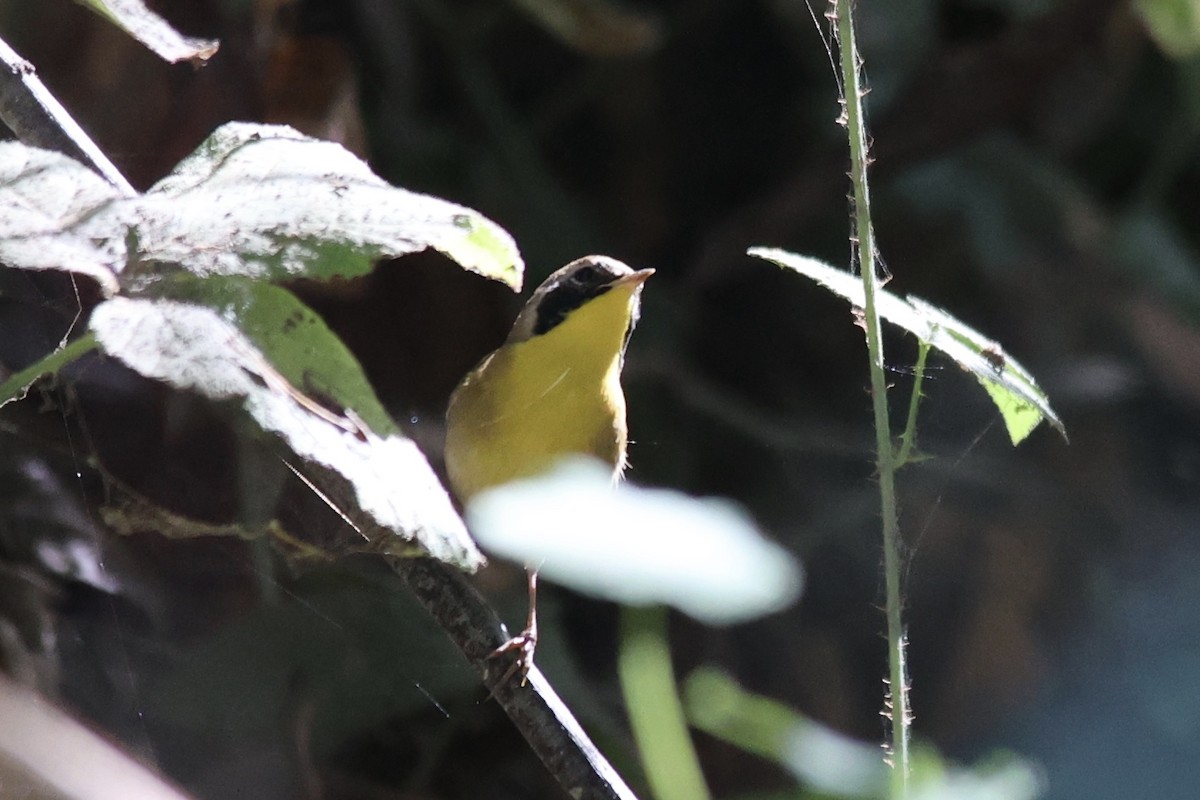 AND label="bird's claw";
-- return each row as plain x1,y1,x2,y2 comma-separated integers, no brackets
488,628,538,689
